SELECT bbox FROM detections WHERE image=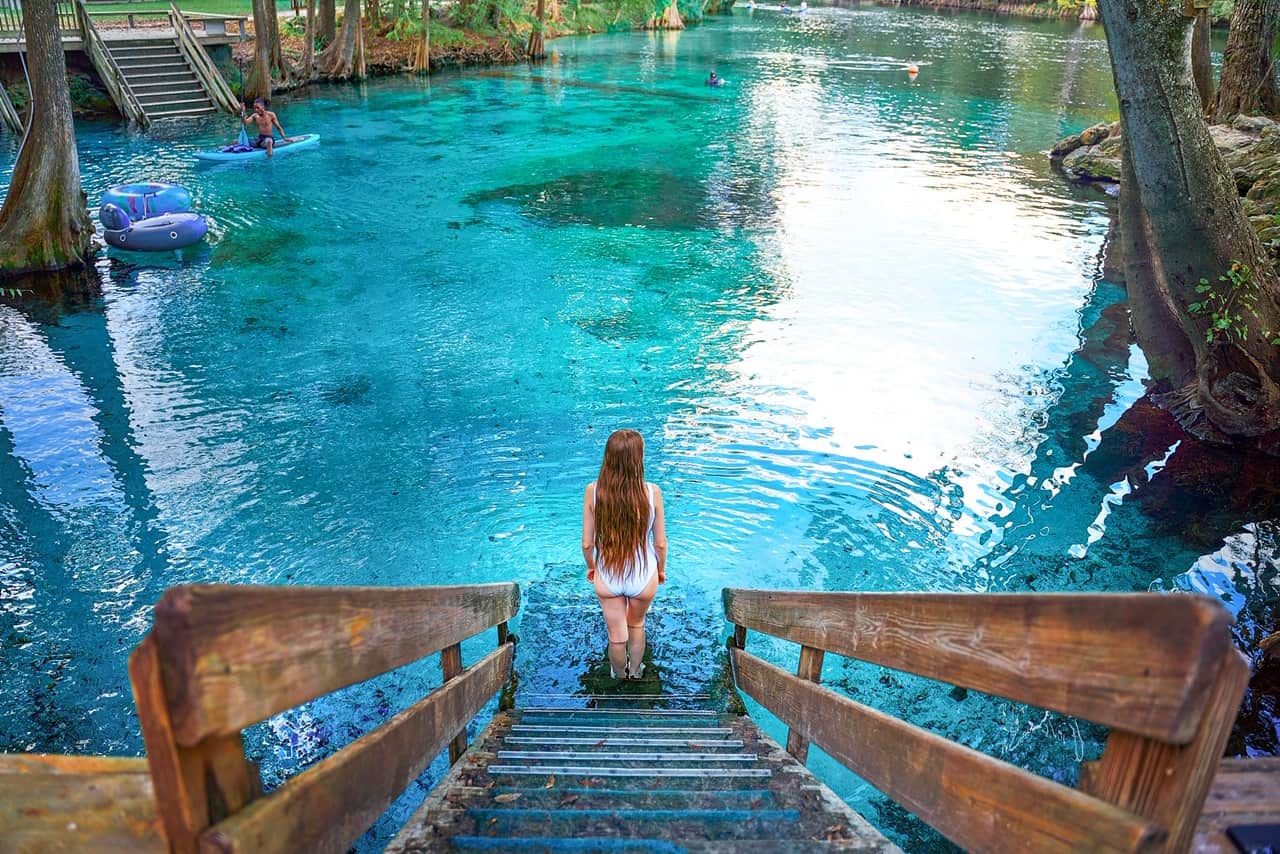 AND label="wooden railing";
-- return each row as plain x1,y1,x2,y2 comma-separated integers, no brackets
169,2,238,114
129,582,520,854
74,0,148,125
724,589,1250,853
0,82,20,133
0,0,79,38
